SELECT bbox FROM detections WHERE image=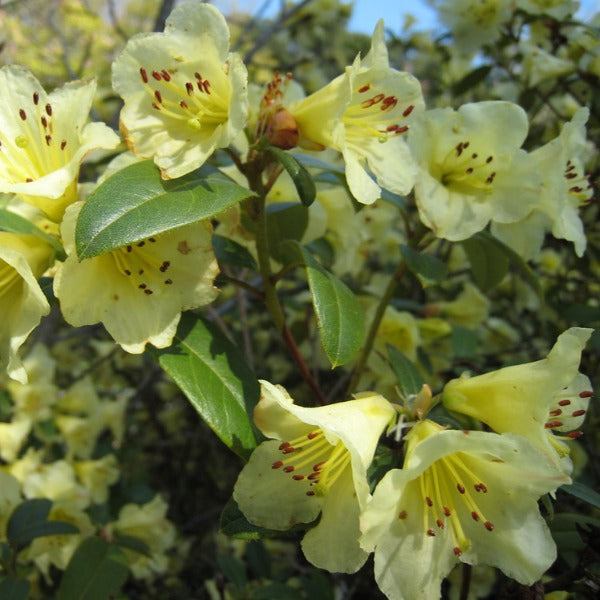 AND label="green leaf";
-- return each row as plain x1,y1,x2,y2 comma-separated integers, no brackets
561,481,600,509
153,313,259,459
113,534,151,557
217,555,247,589
451,325,478,359
56,537,128,600
75,160,254,259
267,203,308,264
462,234,510,291
7,499,79,551
297,245,365,367
400,245,447,286
387,345,424,396
212,234,257,270
246,540,271,579
268,147,316,207
451,65,492,95
0,208,64,257
0,577,30,600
